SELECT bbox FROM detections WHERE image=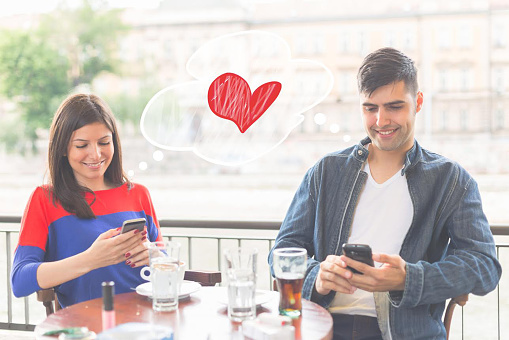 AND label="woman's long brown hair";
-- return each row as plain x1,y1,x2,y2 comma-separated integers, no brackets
48,93,130,219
